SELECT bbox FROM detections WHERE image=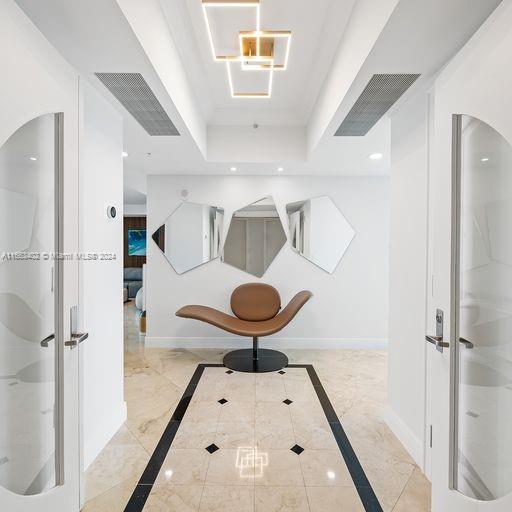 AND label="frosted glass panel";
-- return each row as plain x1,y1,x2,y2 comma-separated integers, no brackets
456,115,512,500
0,115,57,495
